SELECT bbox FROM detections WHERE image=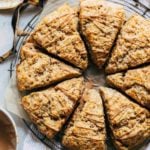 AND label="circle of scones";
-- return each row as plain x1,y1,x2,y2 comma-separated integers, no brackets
17,1,150,150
